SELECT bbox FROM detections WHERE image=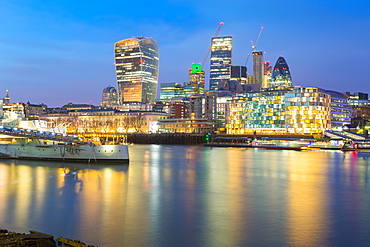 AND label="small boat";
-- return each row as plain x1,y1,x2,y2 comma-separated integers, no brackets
205,138,306,151
341,140,370,152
